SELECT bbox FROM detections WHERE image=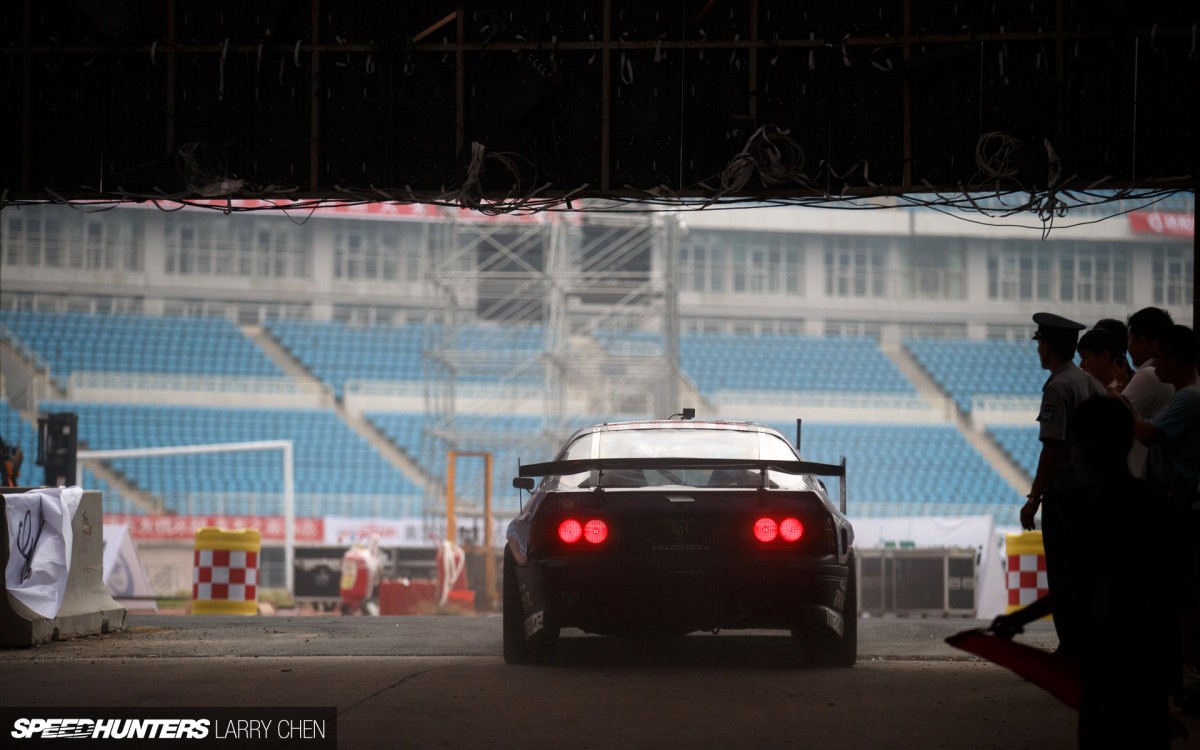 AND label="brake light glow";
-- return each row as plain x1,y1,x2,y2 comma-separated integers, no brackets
558,519,583,543
584,519,609,544
780,517,804,542
754,516,805,543
753,517,778,542
558,518,608,544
